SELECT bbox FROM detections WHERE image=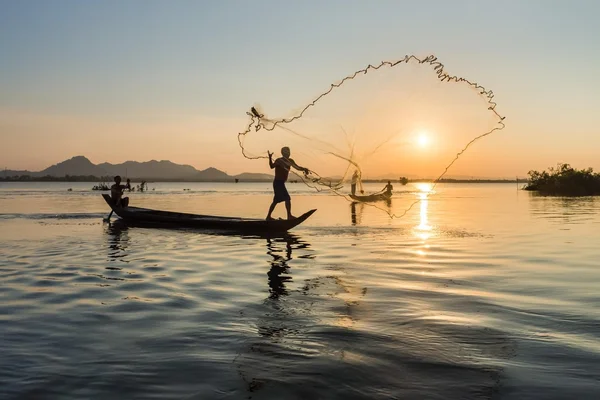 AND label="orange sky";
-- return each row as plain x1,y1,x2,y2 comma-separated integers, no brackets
1,100,598,179
1,2,599,179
